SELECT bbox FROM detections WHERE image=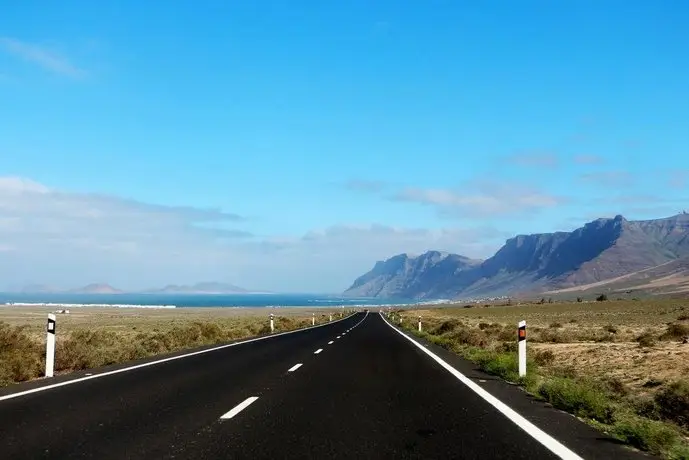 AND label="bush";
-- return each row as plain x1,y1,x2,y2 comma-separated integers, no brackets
636,331,656,348
534,349,556,366
431,319,462,335
654,381,689,430
660,323,689,342
478,322,490,330
613,415,682,457
549,322,563,329
0,322,43,386
596,294,608,302
604,324,618,334
677,314,689,321
538,377,615,423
